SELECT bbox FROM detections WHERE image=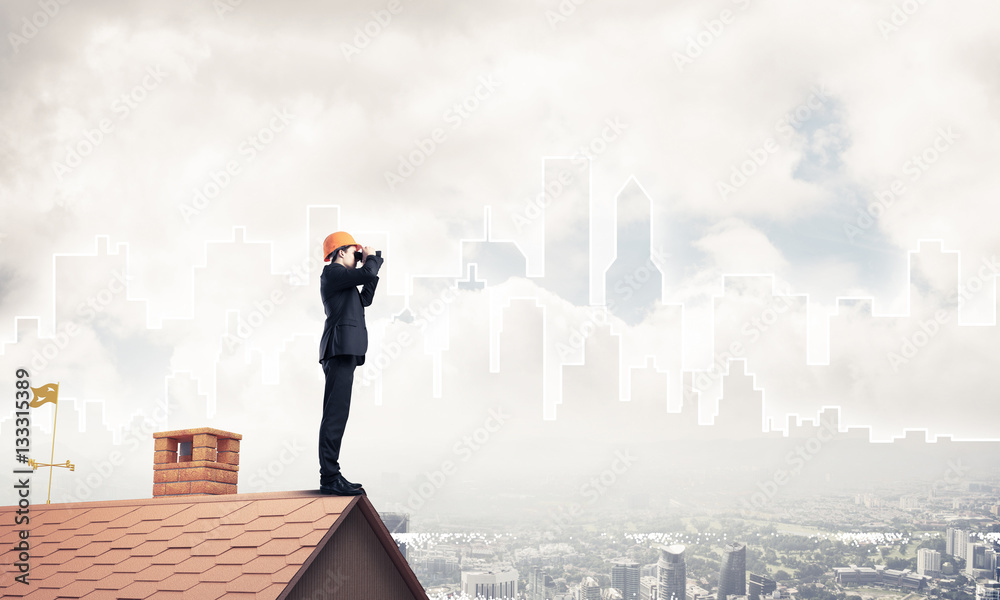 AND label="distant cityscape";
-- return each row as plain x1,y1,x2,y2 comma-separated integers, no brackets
381,480,1000,599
